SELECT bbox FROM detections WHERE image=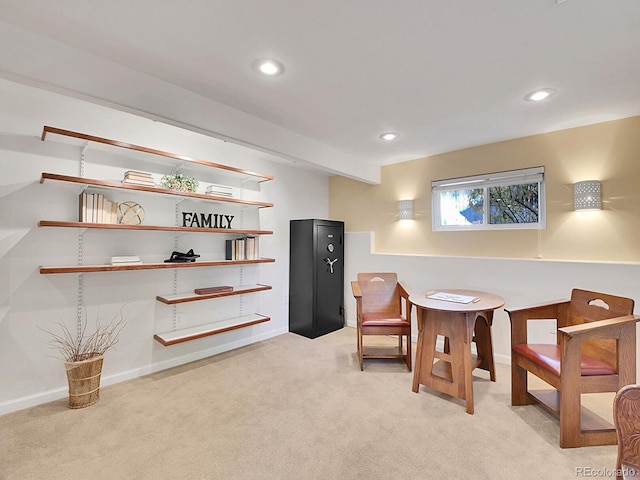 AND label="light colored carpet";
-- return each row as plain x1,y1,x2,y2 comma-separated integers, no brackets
0,327,618,479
